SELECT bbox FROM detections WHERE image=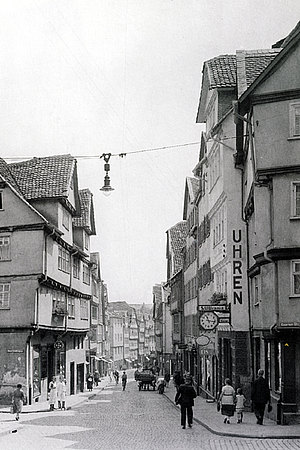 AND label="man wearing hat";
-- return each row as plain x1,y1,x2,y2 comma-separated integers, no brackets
175,375,197,429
